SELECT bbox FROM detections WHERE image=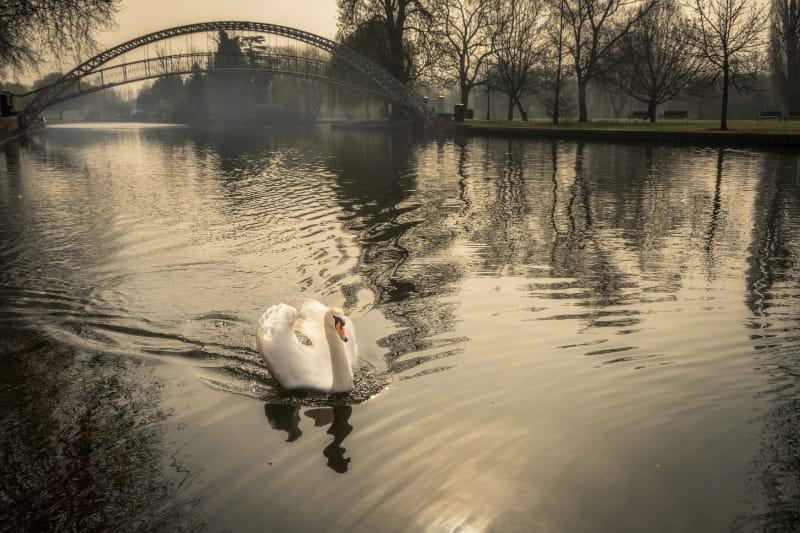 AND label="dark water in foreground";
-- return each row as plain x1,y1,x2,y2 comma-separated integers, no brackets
1,123,799,532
